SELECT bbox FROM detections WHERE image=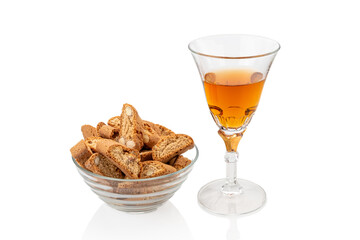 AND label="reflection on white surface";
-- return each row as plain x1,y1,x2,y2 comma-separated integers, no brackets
226,217,241,240
83,202,193,240
198,199,264,240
